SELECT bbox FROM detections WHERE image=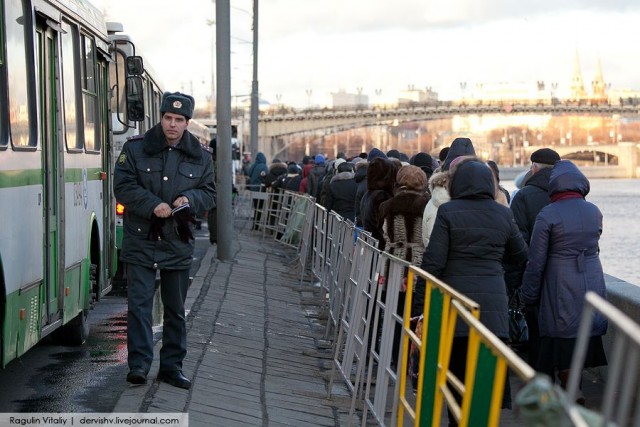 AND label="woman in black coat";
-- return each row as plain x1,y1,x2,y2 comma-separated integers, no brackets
419,157,528,423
